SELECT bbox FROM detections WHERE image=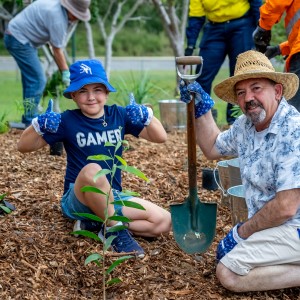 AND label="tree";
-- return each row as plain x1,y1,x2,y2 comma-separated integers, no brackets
94,0,146,77
151,0,189,58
